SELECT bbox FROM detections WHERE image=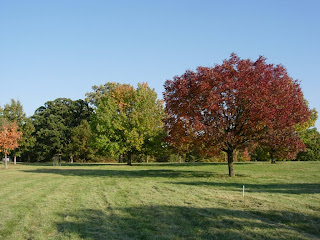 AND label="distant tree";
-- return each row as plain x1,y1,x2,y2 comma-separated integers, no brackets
1,99,35,163
91,82,164,165
32,98,93,161
0,120,22,169
19,118,36,162
164,54,310,176
295,108,319,161
66,120,95,162
297,128,320,161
